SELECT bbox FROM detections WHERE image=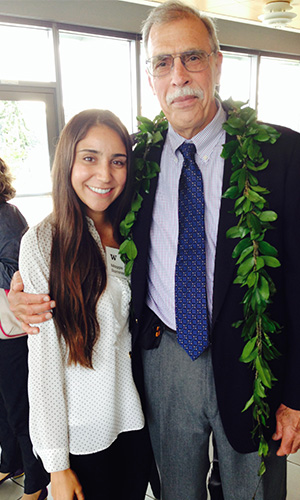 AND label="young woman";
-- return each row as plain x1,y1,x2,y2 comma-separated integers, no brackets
19,110,152,500
0,158,49,500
